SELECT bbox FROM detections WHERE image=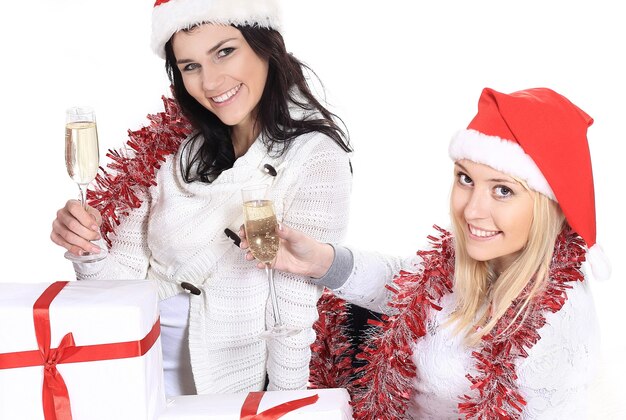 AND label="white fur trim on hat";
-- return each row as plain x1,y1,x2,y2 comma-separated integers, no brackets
449,129,556,201
151,0,282,59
